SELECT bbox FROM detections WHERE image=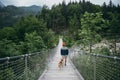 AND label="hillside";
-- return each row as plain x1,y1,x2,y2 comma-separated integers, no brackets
19,5,42,15
0,4,42,27
0,1,5,7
